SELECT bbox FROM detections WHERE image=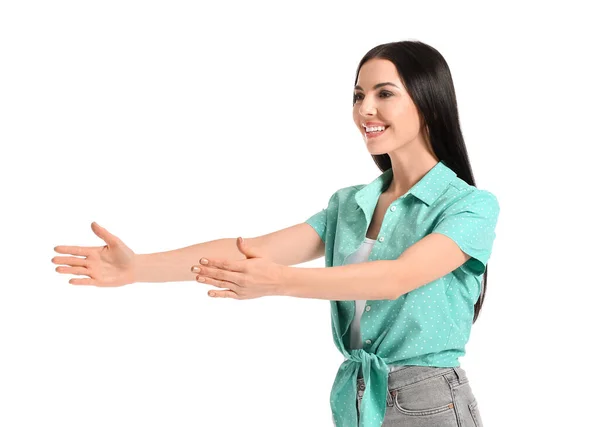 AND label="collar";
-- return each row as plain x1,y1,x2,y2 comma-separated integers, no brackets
355,160,457,221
